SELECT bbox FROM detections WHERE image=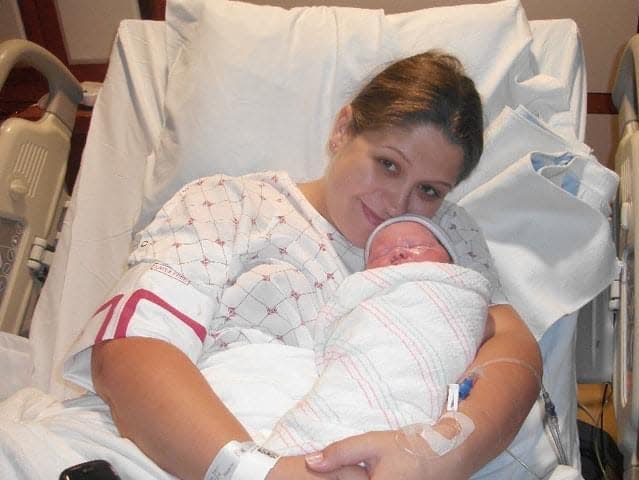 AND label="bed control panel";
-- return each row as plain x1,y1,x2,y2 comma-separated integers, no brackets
0,39,82,336
0,113,71,336
0,217,24,310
